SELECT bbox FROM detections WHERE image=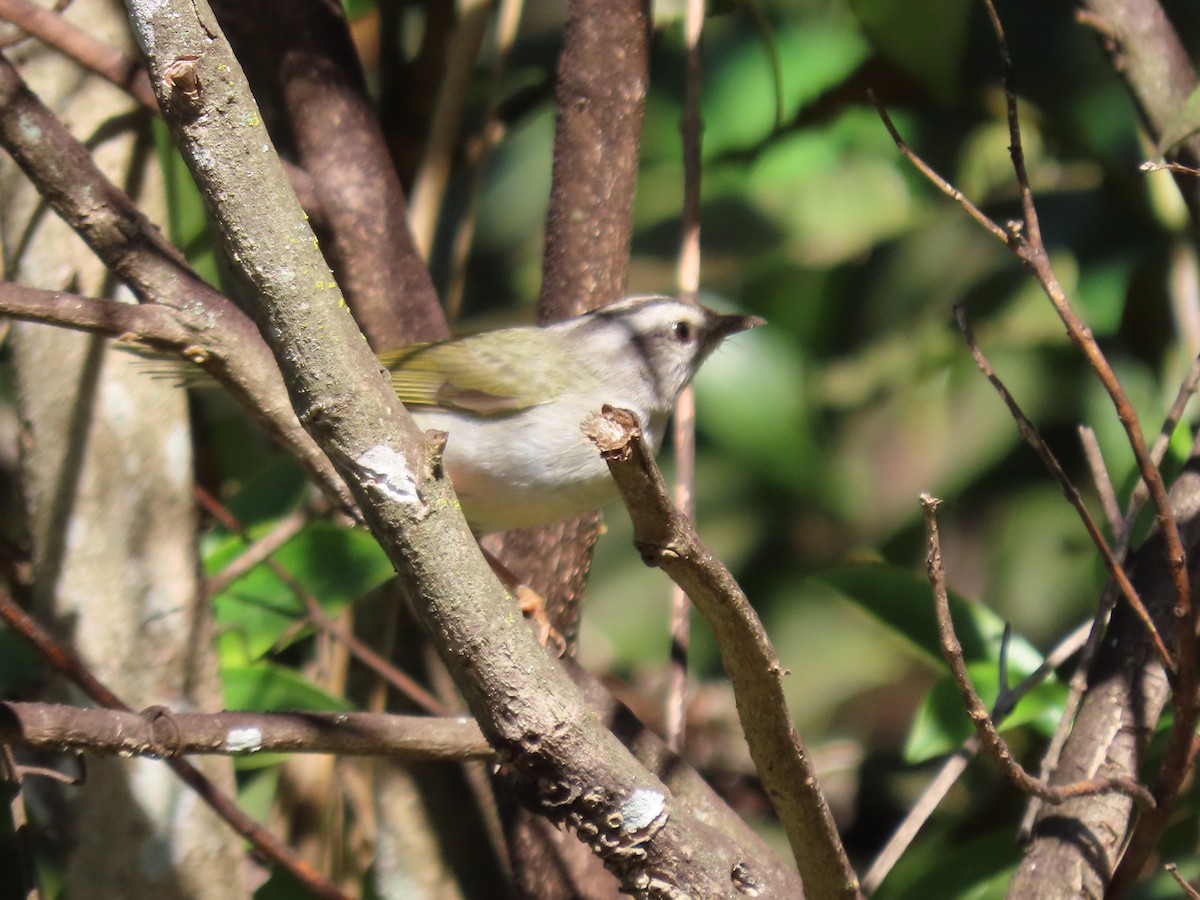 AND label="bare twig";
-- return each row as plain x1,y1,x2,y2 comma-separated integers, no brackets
862,740,976,894
665,0,706,755
195,486,446,715
920,495,1153,808
201,498,314,598
586,406,860,899
1079,425,1123,536
954,307,1173,670
1120,351,1200,540
0,585,349,900
866,617,1093,892
0,701,488,760
0,746,42,900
